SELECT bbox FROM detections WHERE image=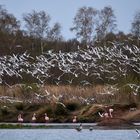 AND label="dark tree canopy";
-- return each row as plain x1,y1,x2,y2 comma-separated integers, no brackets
0,5,20,34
